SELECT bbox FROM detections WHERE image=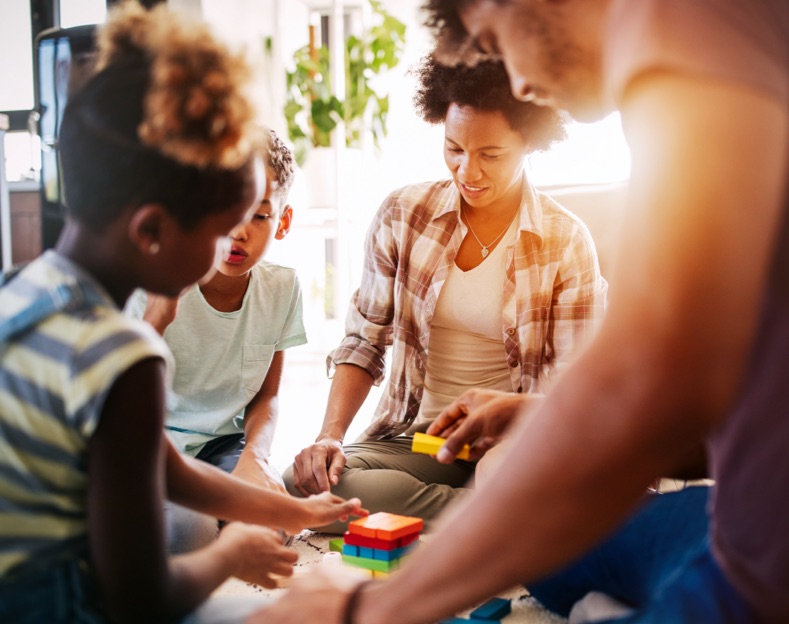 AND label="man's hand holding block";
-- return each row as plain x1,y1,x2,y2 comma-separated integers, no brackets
411,432,470,461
